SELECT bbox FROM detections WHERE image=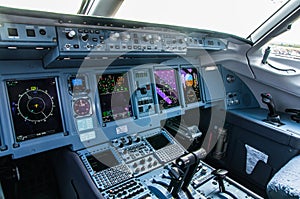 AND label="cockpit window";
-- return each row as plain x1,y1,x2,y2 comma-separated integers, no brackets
0,0,289,39
269,17,300,60
115,0,288,38
0,0,82,14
